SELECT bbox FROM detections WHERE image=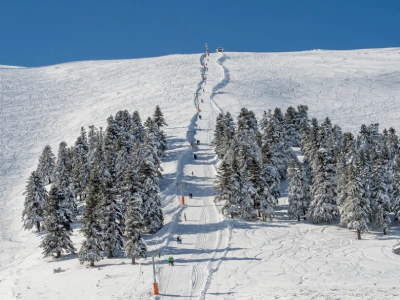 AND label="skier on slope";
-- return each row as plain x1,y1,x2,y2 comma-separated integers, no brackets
168,256,174,266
